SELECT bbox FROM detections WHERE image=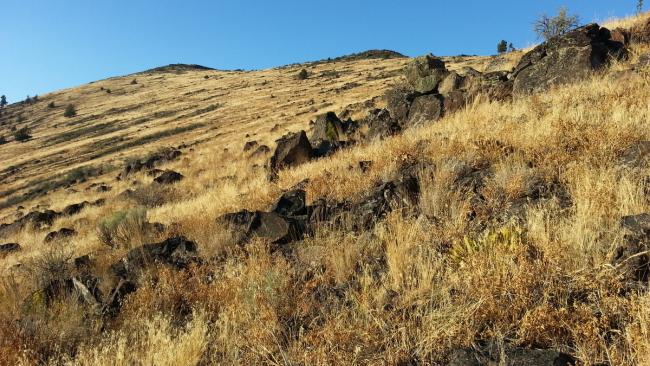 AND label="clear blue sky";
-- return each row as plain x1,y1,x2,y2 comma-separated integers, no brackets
0,0,643,103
